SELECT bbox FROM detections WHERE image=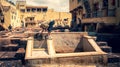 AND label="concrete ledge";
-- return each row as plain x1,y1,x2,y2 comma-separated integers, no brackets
25,32,108,65
25,37,34,59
